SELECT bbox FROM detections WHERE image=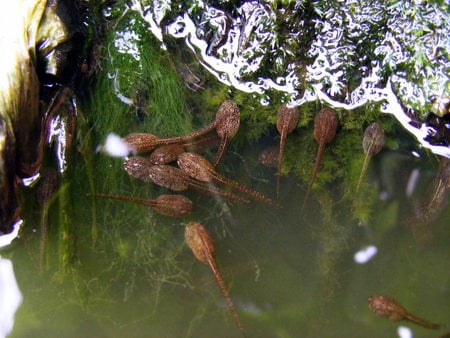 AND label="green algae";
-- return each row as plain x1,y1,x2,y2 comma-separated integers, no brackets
4,2,449,337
